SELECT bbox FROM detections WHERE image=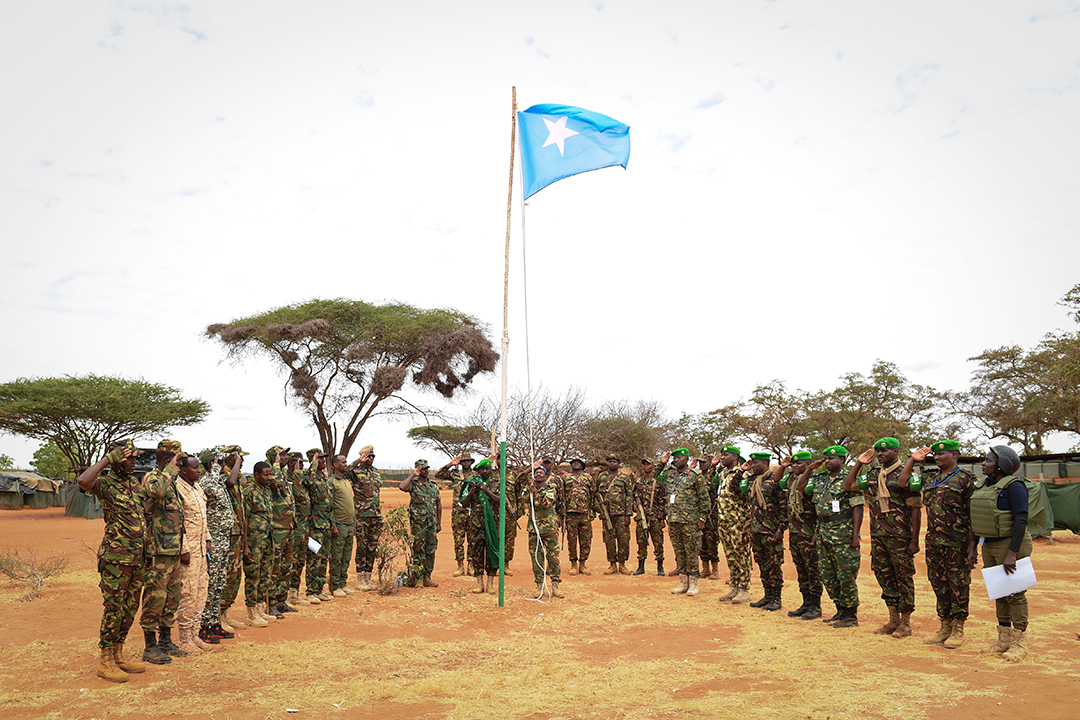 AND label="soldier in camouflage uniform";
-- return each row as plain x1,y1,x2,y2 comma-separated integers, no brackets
844,437,922,638
219,446,248,631
302,449,333,602
632,459,666,576
78,440,152,682
526,466,563,597
797,446,863,628
461,458,504,593
287,451,312,607
199,447,243,637
138,439,187,661
747,452,787,611
399,459,442,587
435,453,475,576
506,460,541,575
561,458,597,575
267,447,296,615
903,440,976,648
697,454,721,581
242,460,275,627
663,449,709,596
781,451,822,620
714,446,752,604
348,445,383,592
595,454,635,575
